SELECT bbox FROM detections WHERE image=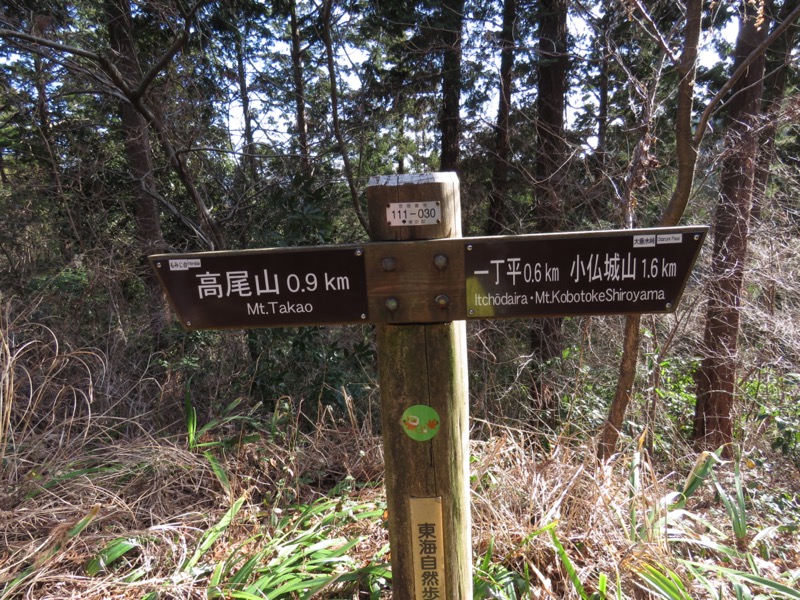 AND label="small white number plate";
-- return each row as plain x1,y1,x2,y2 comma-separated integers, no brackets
386,201,440,227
